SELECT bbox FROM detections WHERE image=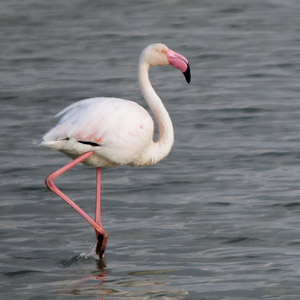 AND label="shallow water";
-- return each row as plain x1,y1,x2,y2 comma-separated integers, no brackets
2,0,300,299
